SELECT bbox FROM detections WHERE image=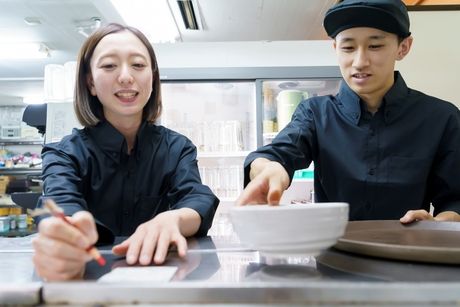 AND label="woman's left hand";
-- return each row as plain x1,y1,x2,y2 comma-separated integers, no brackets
400,210,460,224
112,208,200,265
